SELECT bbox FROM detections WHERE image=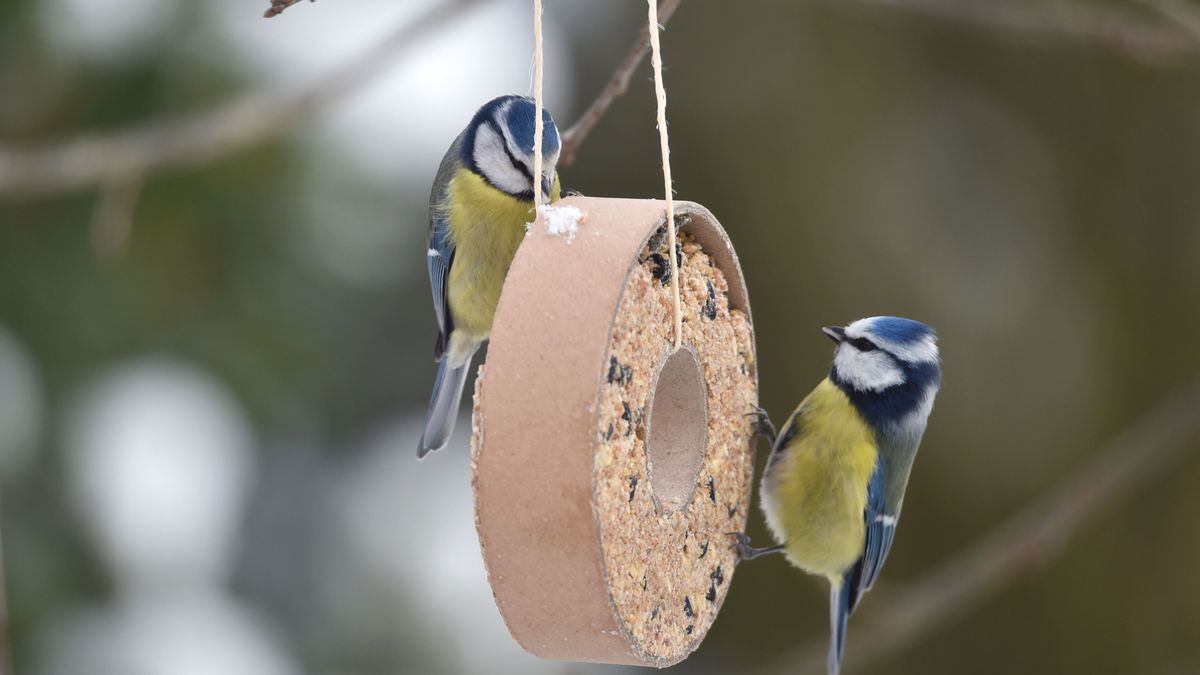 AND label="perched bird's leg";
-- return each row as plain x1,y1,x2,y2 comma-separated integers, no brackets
728,532,786,561
747,406,777,446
